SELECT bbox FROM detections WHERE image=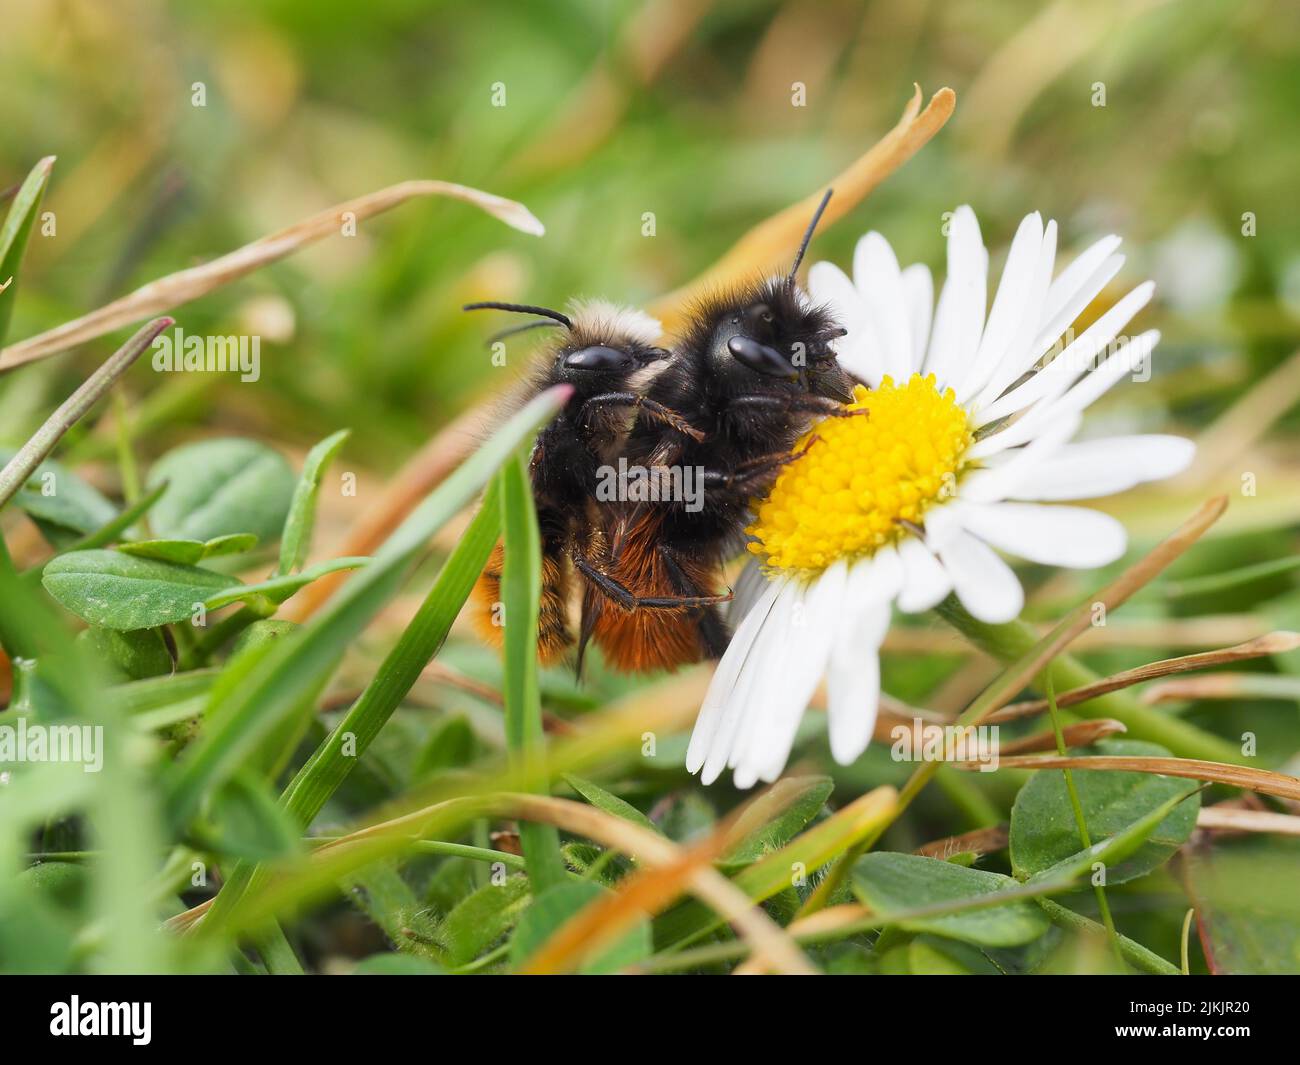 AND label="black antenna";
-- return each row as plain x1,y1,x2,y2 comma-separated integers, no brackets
484,319,563,346
463,301,572,329
788,187,834,283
